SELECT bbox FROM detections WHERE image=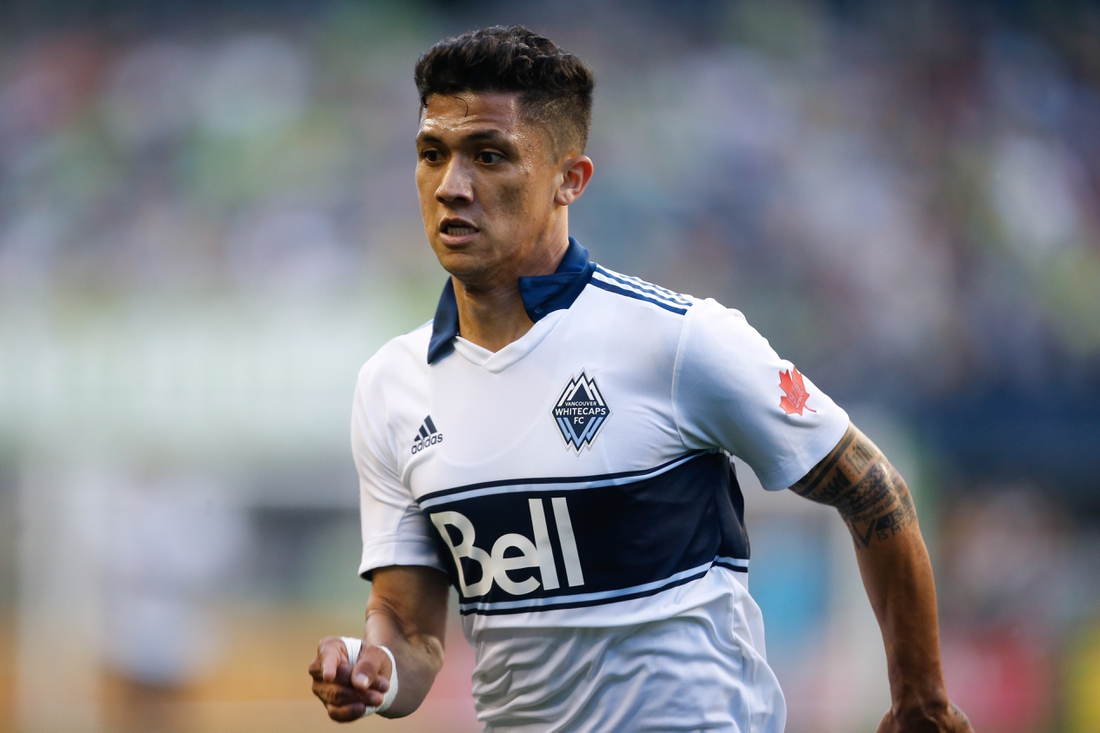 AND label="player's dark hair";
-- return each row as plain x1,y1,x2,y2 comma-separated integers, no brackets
415,25,594,156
